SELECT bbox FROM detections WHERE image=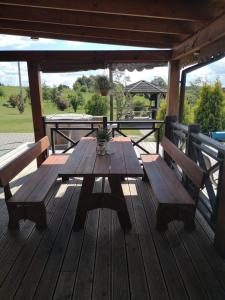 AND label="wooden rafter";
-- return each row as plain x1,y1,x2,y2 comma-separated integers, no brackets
172,12,225,60
0,19,183,46
0,0,223,21
0,4,196,35
0,28,173,48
